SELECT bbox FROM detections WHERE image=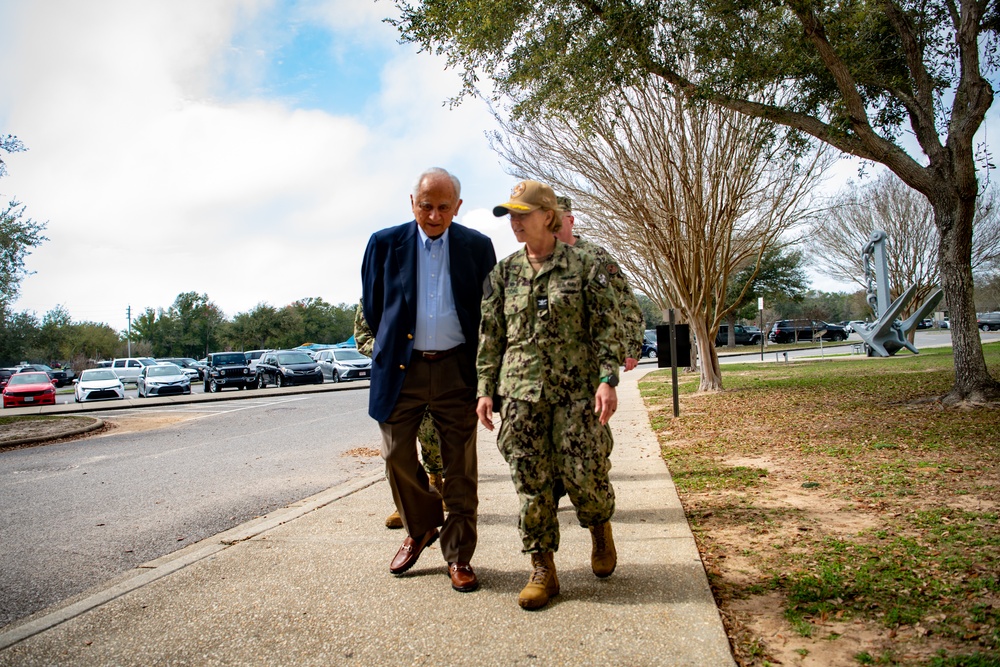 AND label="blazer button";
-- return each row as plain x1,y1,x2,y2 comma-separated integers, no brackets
399,364,406,370
407,333,414,340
